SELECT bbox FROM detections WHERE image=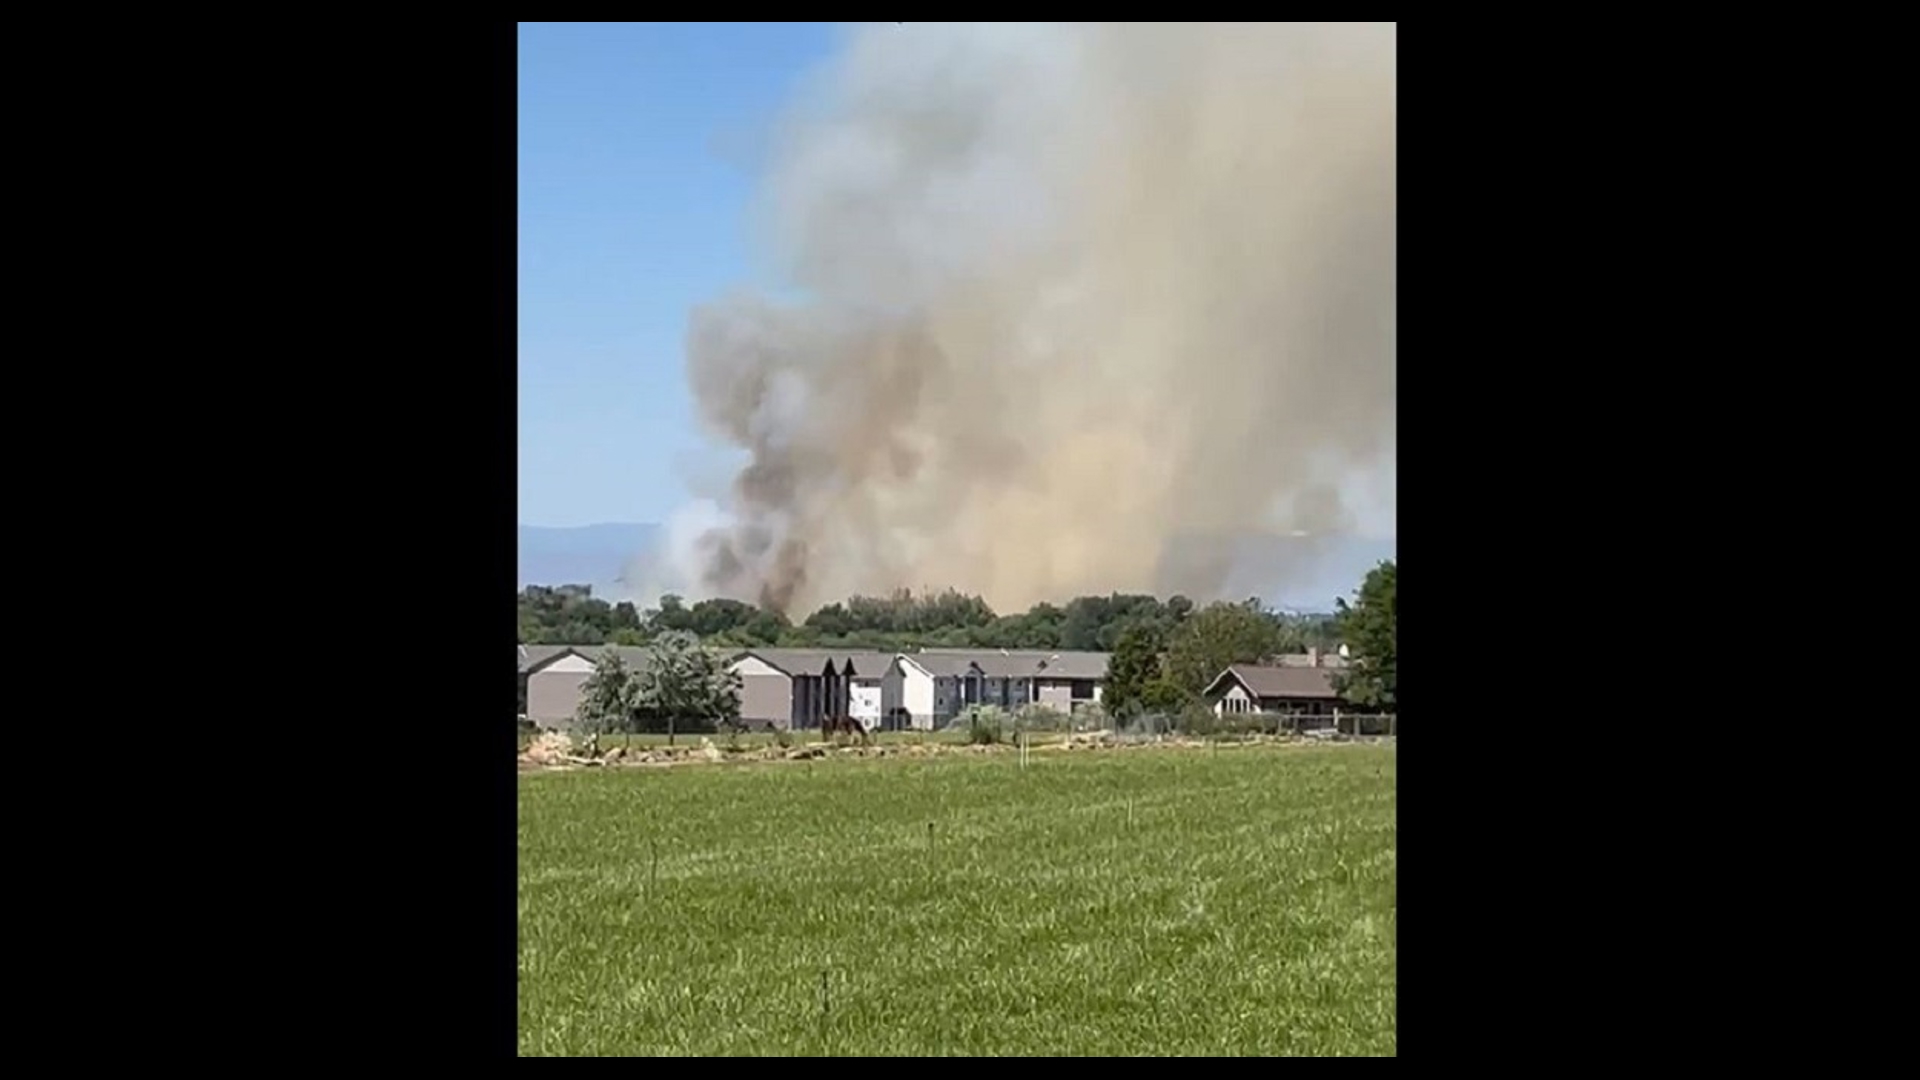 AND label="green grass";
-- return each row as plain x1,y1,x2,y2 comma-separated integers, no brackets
518,743,1395,1056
